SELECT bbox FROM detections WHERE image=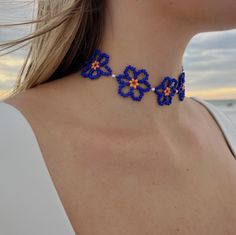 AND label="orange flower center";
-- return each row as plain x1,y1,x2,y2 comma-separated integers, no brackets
91,60,100,70
129,78,139,89
182,84,185,90
164,87,171,96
